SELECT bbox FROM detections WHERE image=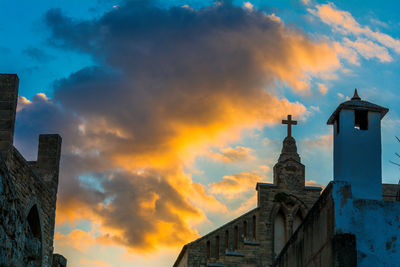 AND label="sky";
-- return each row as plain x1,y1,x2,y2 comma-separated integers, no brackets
1,0,400,266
